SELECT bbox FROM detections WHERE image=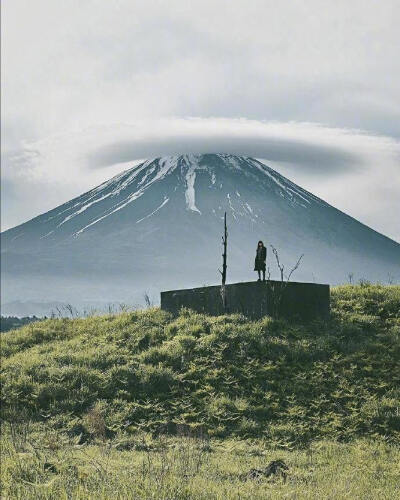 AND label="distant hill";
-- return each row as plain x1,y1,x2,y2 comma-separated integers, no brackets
0,316,41,333
2,154,399,312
